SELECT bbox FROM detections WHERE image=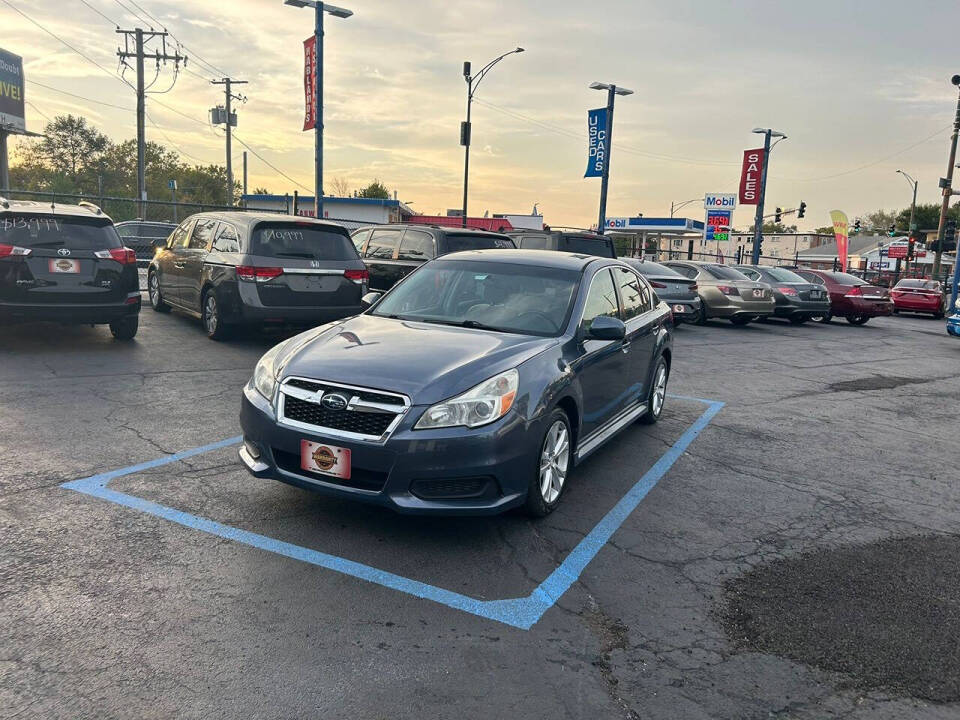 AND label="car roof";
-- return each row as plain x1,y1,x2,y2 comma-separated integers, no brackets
350,223,510,239
188,211,348,233
115,219,175,226
0,199,114,222
439,248,611,270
